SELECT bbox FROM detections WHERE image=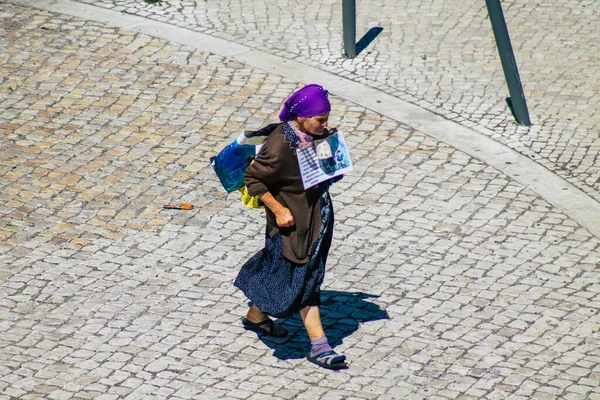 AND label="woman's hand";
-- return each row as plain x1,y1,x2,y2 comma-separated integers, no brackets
274,207,295,228
258,191,295,228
